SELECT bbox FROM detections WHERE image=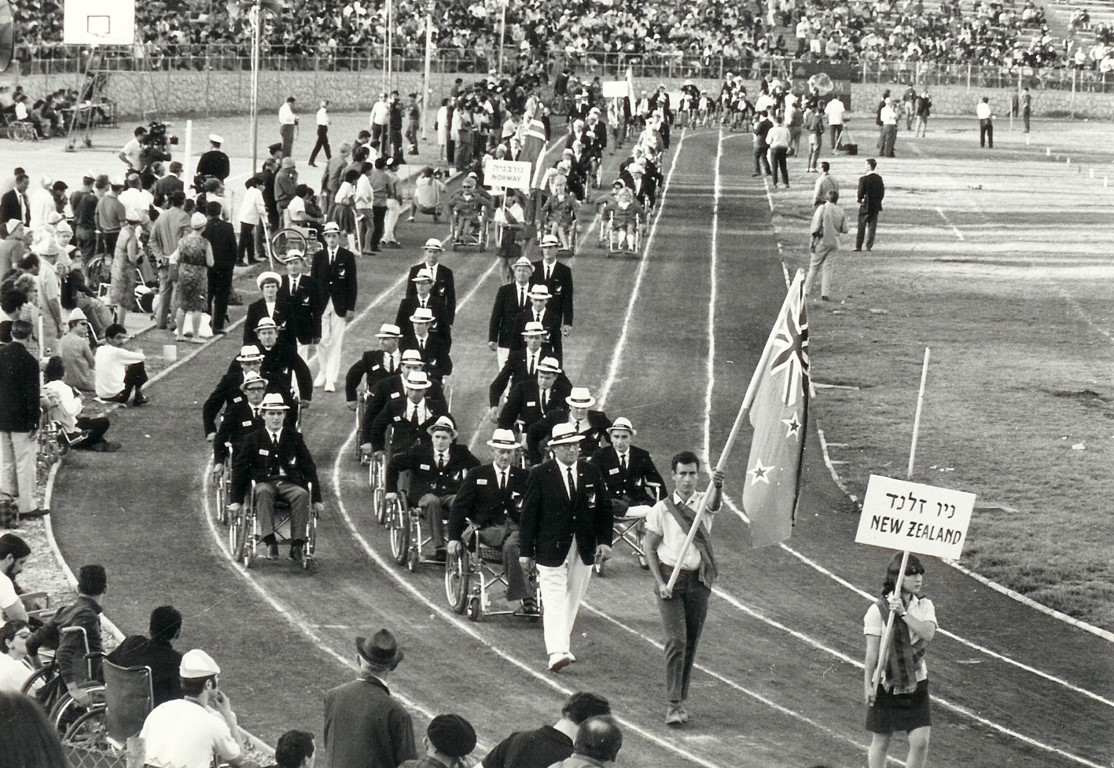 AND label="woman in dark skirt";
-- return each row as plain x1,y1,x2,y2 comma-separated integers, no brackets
863,552,937,768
